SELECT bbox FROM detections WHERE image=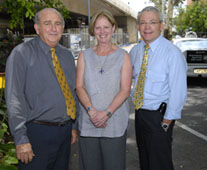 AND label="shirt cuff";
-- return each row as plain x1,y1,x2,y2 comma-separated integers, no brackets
72,118,78,130
14,134,30,146
164,109,182,120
